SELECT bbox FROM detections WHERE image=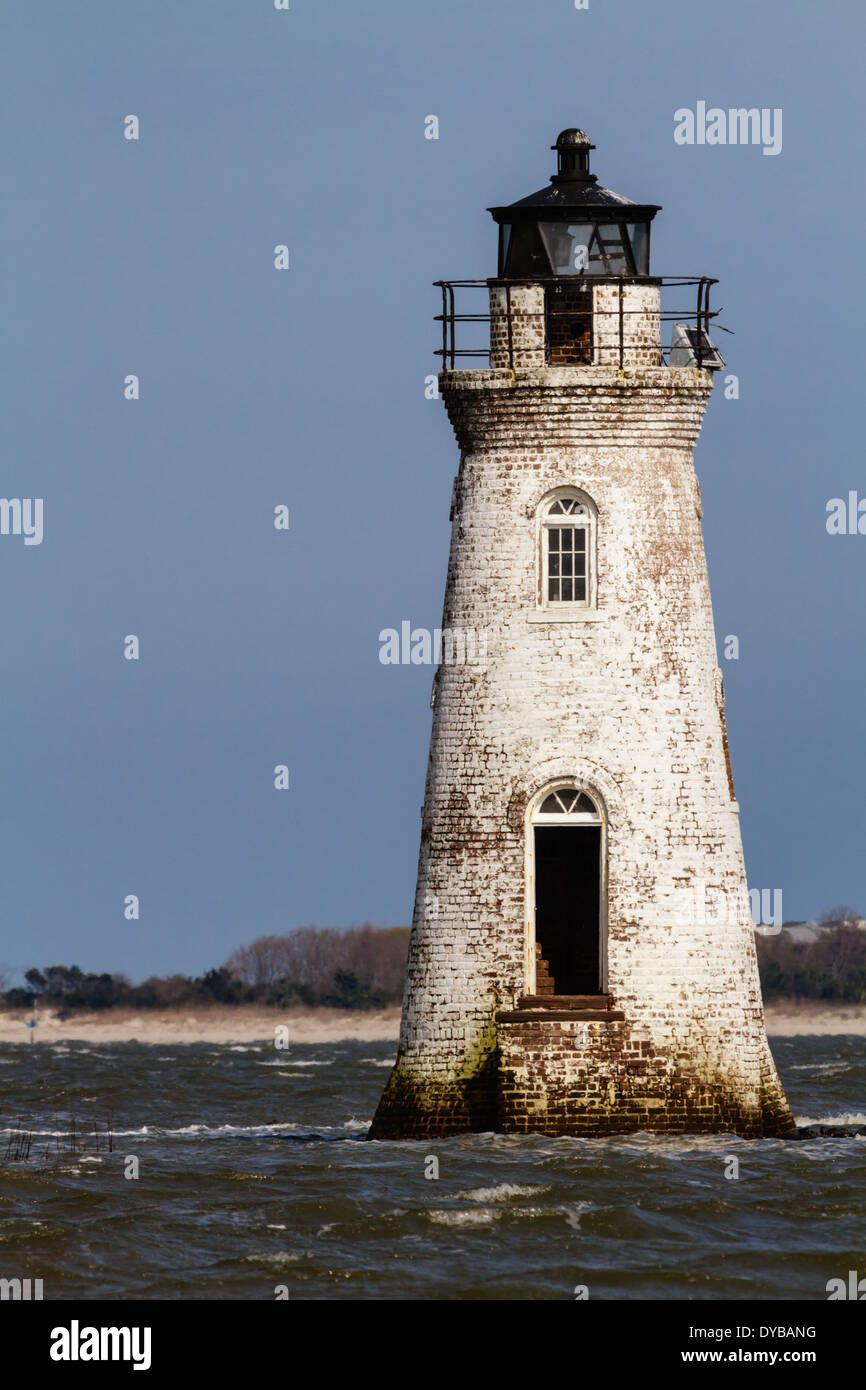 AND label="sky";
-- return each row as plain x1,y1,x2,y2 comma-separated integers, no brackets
1,0,864,981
